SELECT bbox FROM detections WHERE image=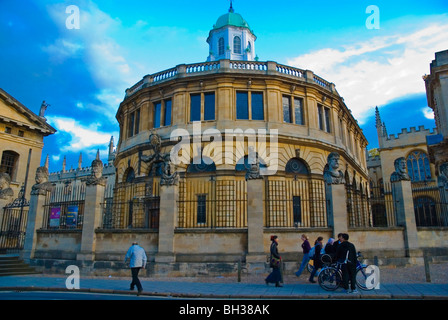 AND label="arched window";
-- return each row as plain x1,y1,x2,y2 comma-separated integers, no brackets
406,151,431,182
0,150,19,180
123,167,135,183
285,158,309,175
218,37,225,55
233,36,241,54
187,156,216,173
